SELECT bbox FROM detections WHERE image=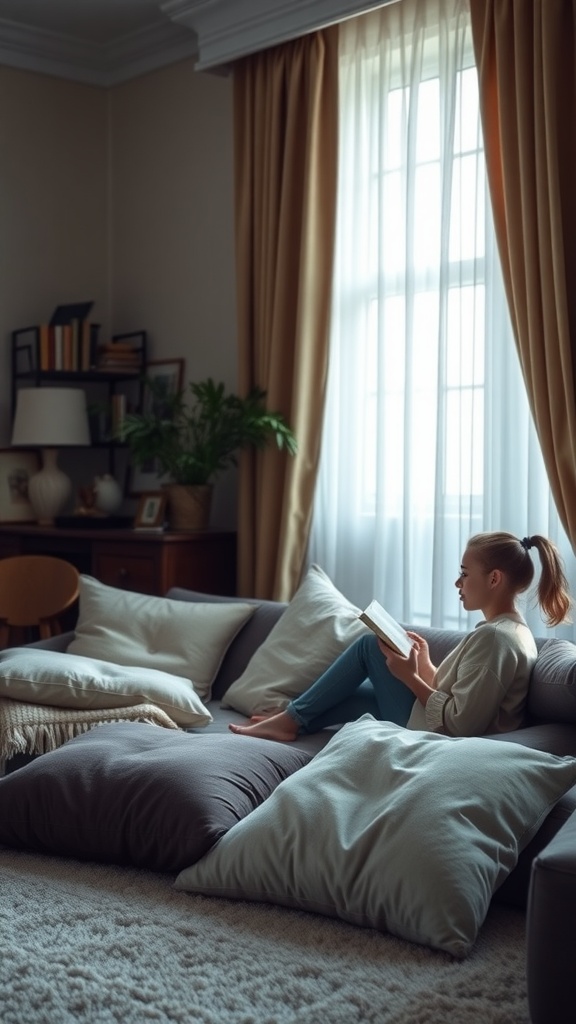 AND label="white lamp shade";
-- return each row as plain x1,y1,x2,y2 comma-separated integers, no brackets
11,387,91,525
11,388,91,447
